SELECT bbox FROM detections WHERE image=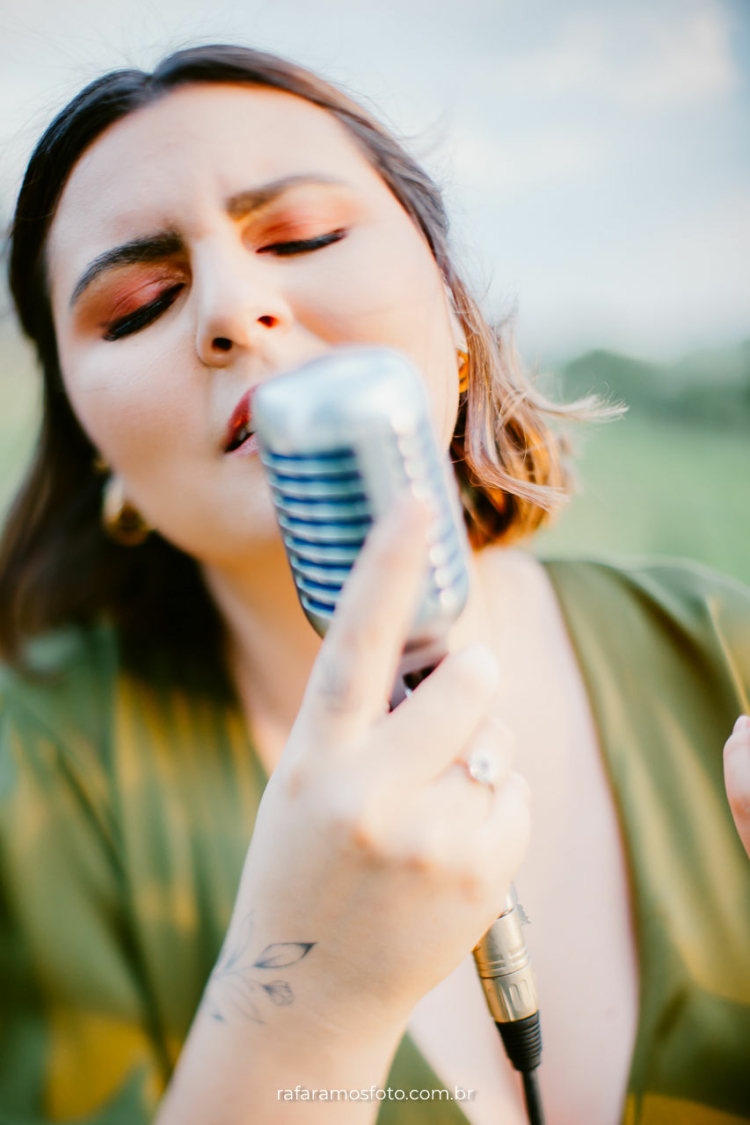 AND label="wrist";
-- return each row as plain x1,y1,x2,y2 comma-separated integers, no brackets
157,989,404,1125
